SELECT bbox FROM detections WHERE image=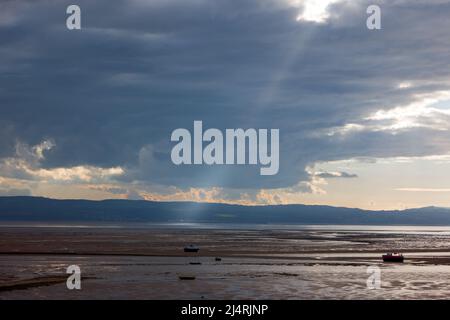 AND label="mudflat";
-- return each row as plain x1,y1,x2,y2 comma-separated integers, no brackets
1,225,450,299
